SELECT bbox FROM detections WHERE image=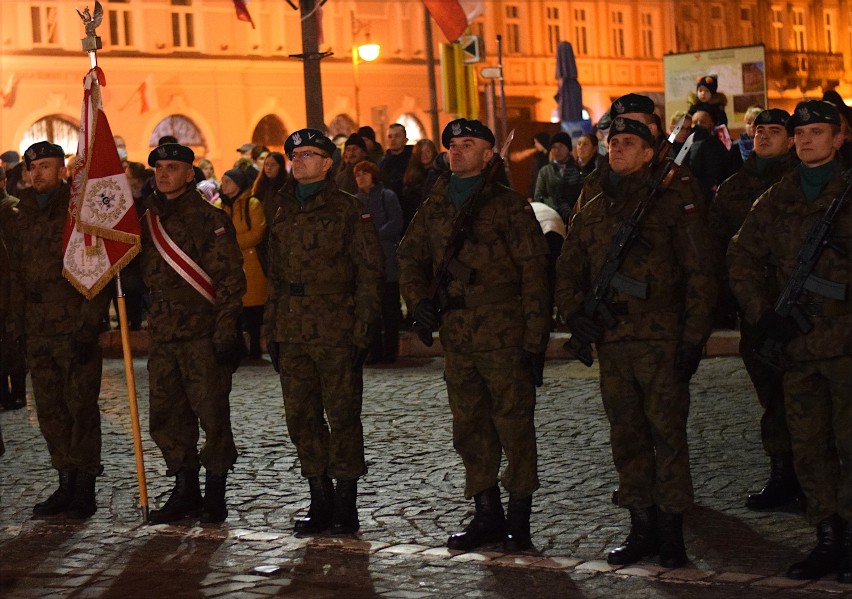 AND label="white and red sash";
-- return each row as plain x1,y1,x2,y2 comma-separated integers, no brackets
144,210,216,303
